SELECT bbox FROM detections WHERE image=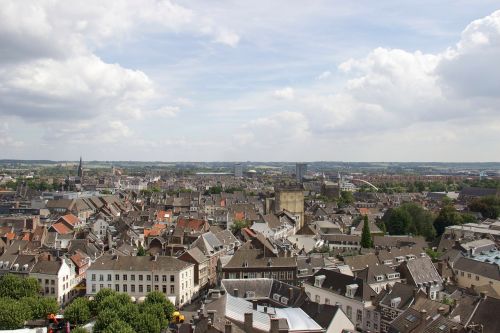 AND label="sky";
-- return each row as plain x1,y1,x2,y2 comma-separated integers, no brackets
1,0,500,162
